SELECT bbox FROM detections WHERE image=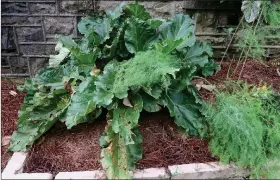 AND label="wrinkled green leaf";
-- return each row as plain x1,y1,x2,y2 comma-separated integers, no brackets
182,42,213,67
125,3,151,20
9,93,70,151
94,62,128,106
112,94,142,144
170,66,197,91
154,38,184,55
57,35,98,66
124,18,158,53
106,2,127,20
164,89,203,136
100,127,142,179
147,18,165,29
63,77,101,129
241,1,262,23
141,92,161,112
100,94,143,179
78,16,113,44
142,84,163,99
159,14,195,49
49,42,70,68
202,60,221,76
